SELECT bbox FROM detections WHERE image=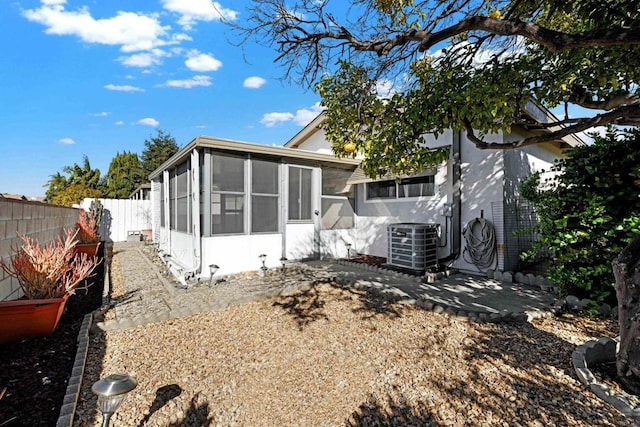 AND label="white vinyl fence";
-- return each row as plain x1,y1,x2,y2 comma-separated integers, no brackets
81,198,152,243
